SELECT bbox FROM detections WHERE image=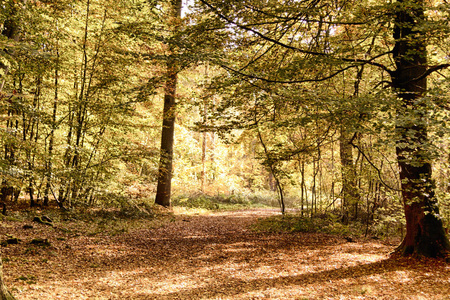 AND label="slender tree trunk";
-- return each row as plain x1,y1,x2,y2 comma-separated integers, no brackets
210,131,216,182
70,0,92,204
392,0,450,257
300,159,305,216
268,171,276,192
256,127,285,214
339,126,360,224
0,3,21,213
44,46,59,206
201,130,206,193
25,74,42,207
210,98,217,183
311,159,316,217
200,99,207,193
155,0,182,207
